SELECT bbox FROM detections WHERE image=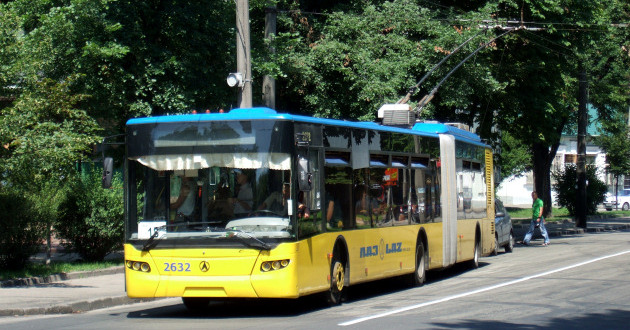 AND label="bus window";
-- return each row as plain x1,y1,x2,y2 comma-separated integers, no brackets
392,168,410,226
353,168,373,229
324,166,351,231
369,167,391,227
